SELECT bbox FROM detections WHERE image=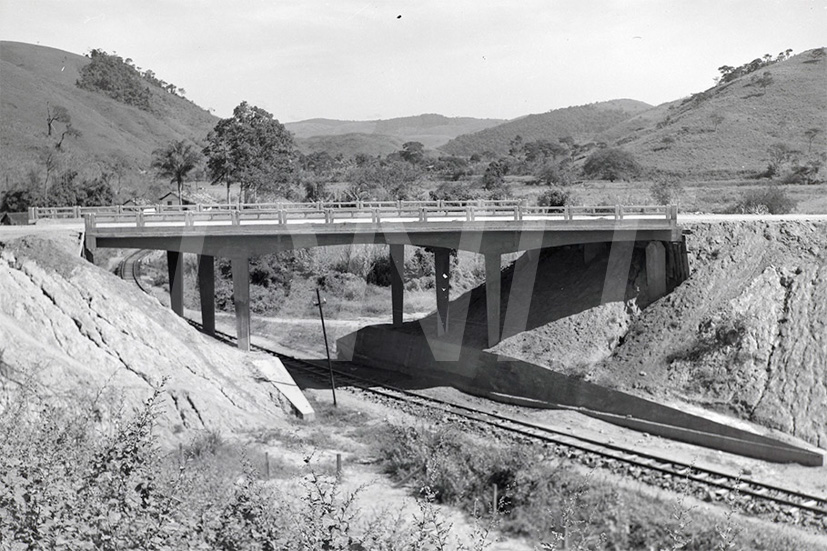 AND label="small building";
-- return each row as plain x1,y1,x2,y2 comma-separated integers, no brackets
158,190,220,206
0,212,29,225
